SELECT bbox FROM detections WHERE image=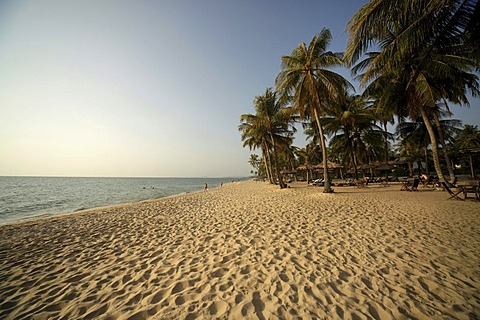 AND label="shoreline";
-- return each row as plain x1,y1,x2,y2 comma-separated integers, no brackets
1,180,478,319
0,178,234,227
